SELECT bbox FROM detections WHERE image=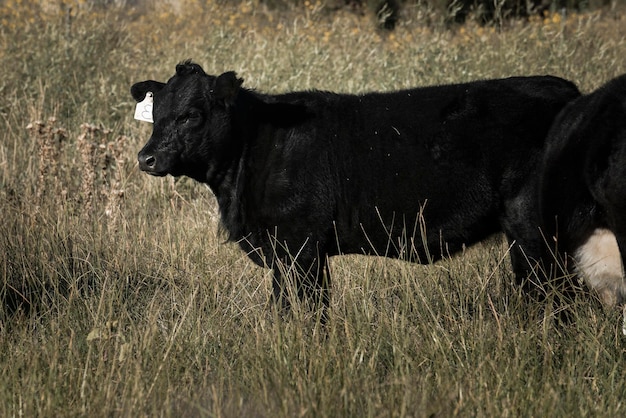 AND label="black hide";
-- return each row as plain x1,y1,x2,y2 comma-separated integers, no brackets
539,73,626,305
132,61,580,313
